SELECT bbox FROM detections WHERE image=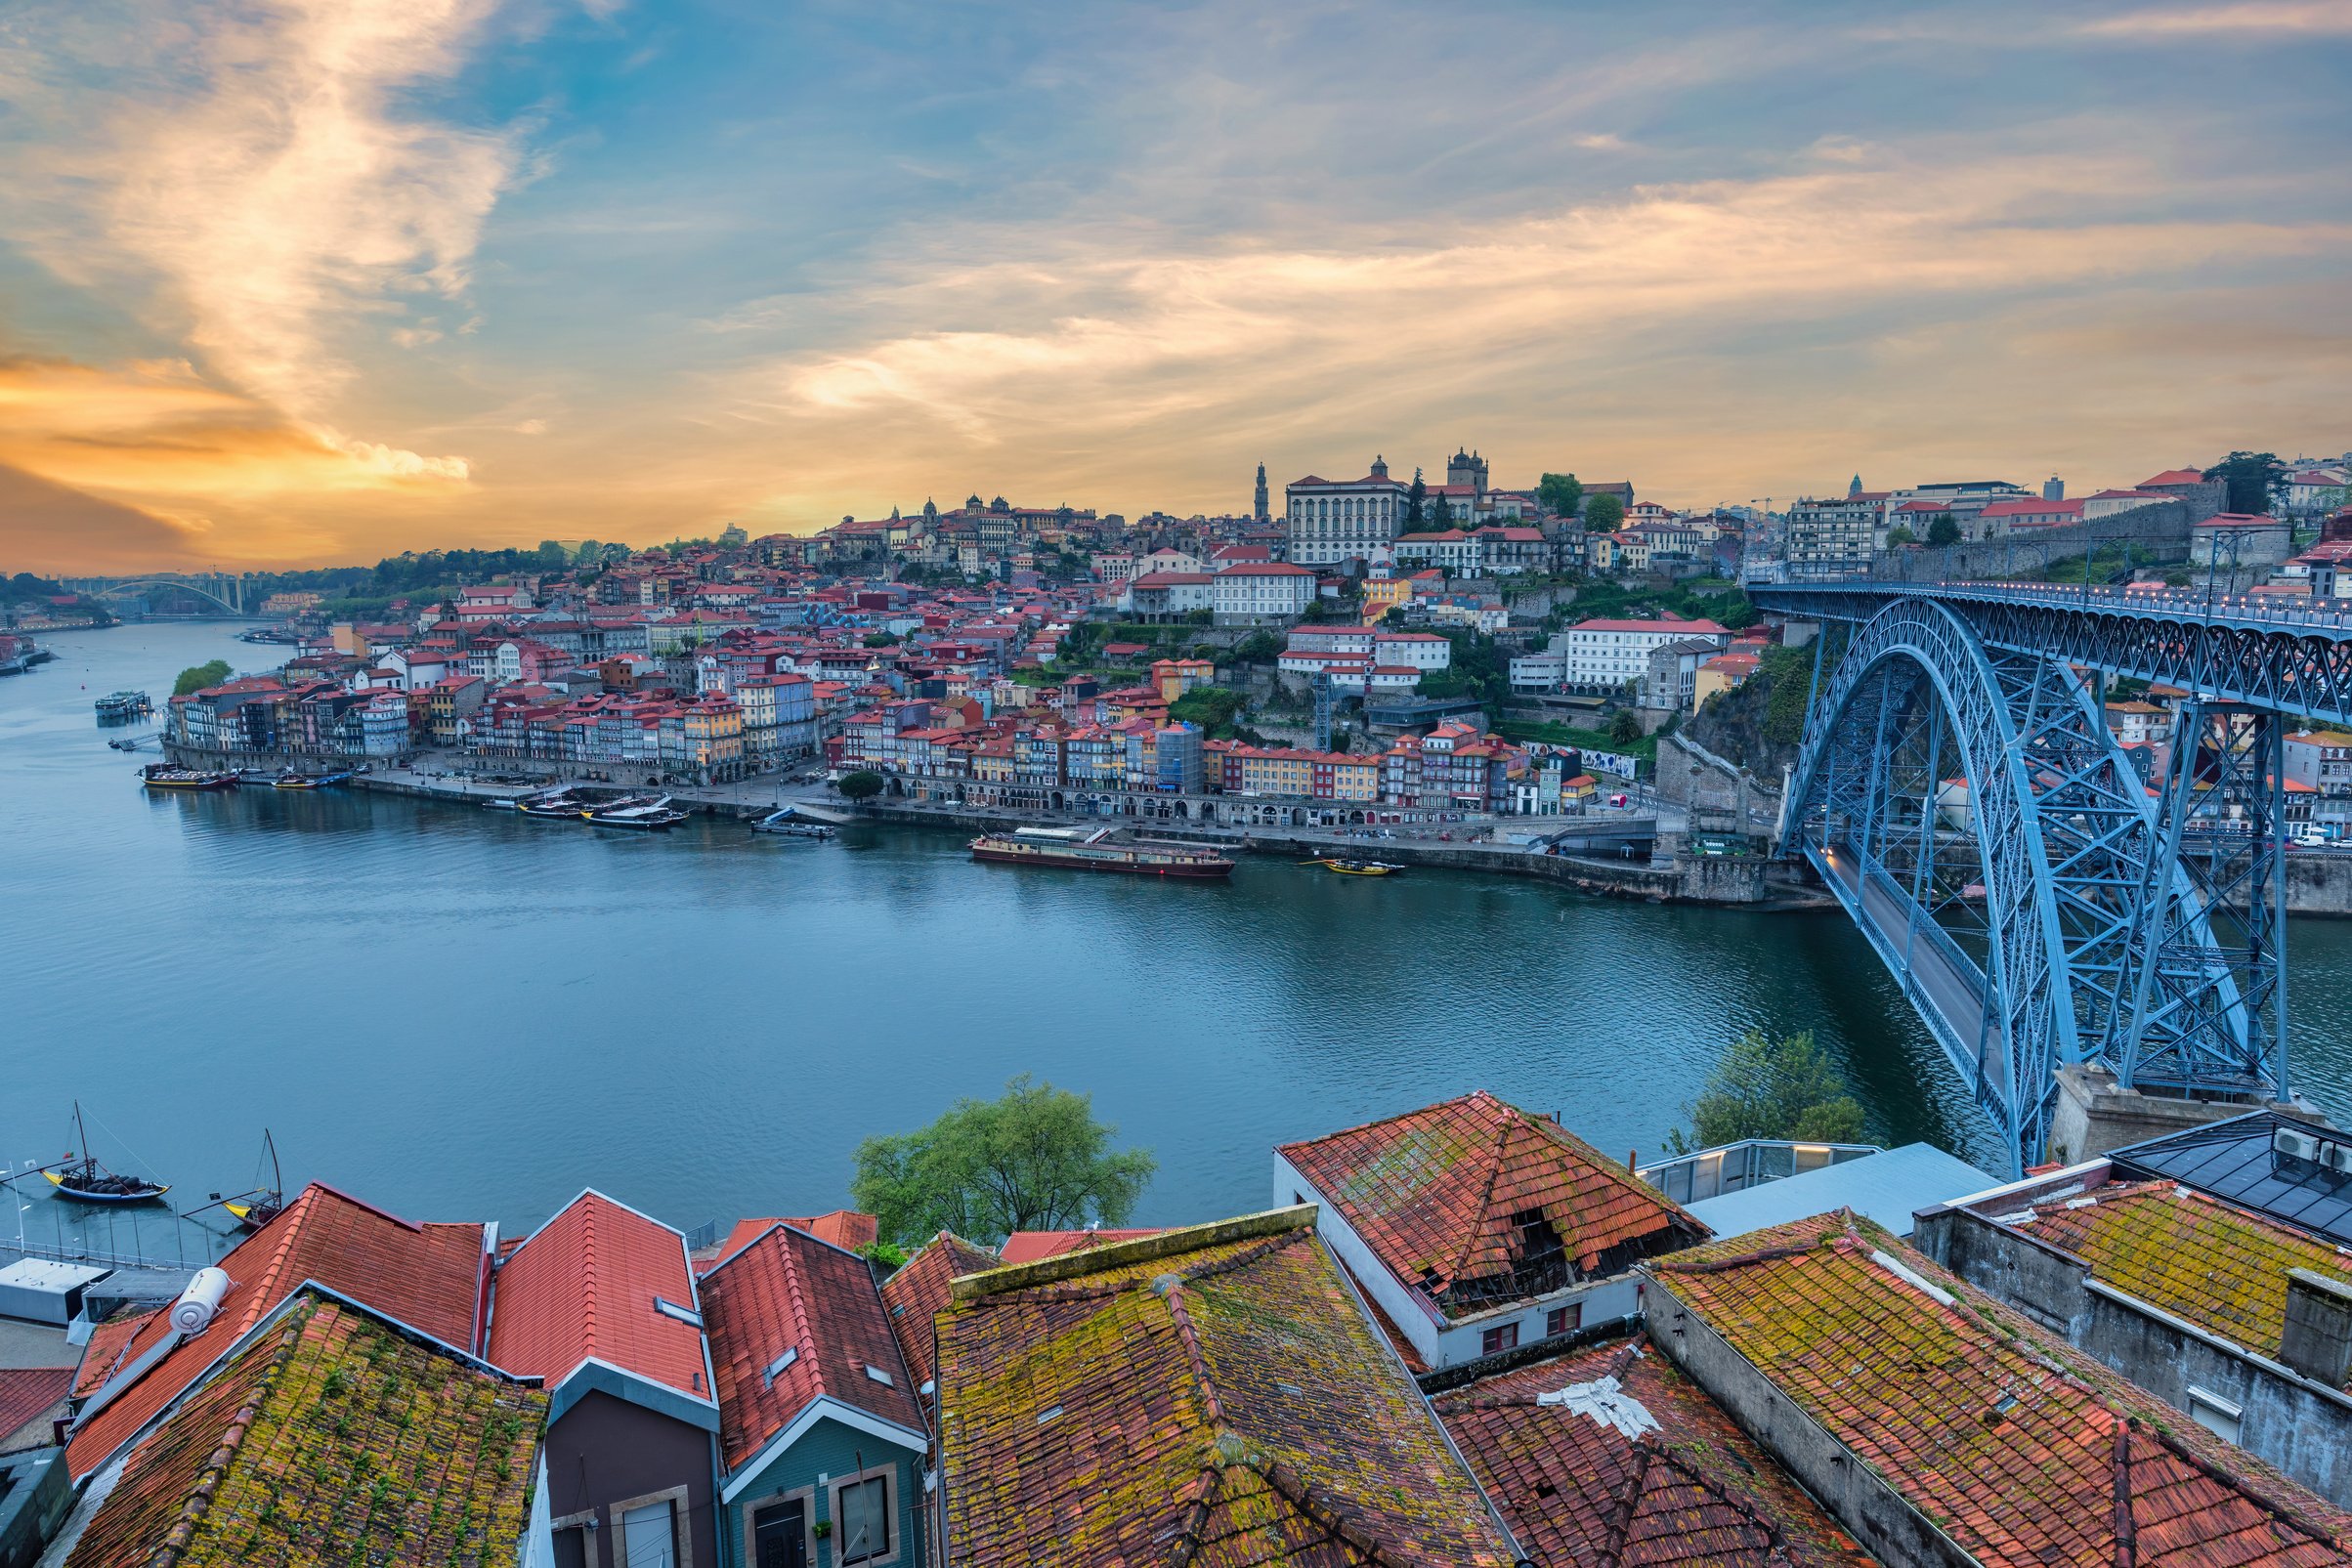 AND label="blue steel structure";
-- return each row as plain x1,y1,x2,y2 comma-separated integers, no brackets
1751,578,2320,1173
